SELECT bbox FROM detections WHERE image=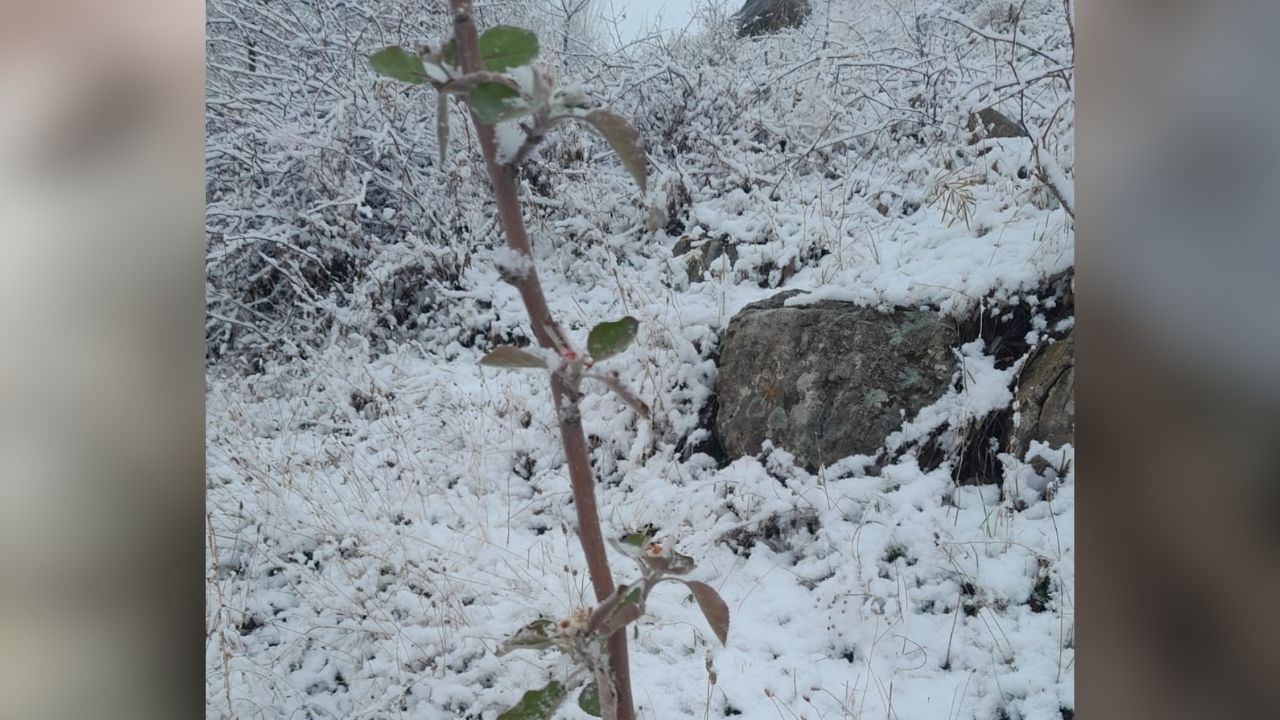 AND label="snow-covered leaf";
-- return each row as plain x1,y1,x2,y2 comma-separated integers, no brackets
609,538,643,558
578,681,602,717
497,618,557,655
588,584,644,636
600,600,643,636
657,549,697,576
